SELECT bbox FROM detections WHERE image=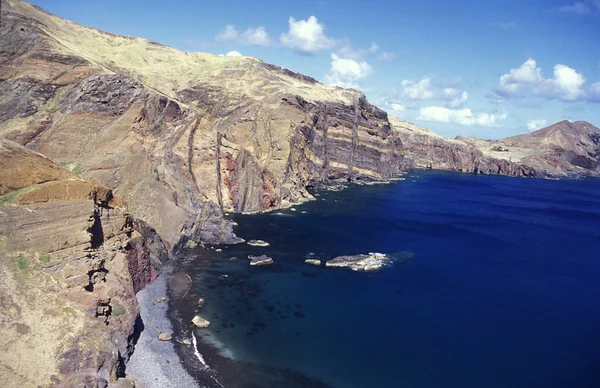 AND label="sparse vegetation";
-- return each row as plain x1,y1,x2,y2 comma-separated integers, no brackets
0,190,20,205
12,252,29,271
38,252,51,263
0,186,38,205
58,161,84,175
111,300,126,317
